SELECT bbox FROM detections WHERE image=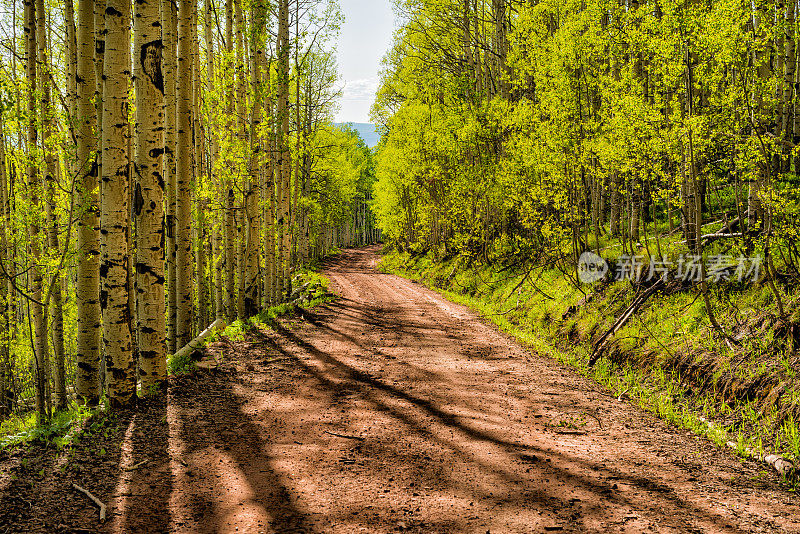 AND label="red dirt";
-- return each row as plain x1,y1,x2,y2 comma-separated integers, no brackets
2,245,800,533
